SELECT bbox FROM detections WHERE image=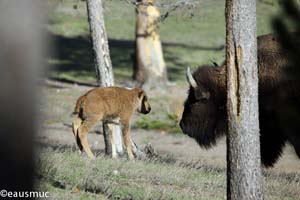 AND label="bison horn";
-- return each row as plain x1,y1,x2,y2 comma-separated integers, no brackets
186,66,197,88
